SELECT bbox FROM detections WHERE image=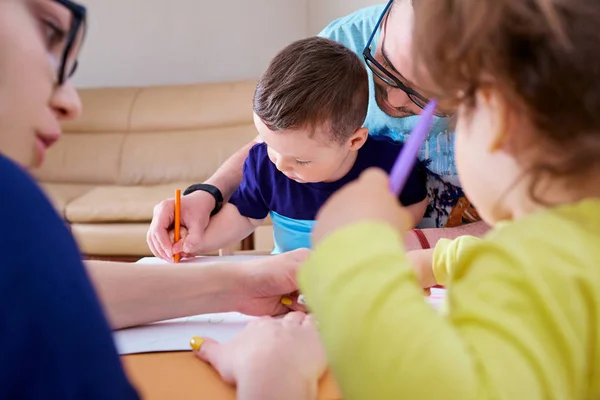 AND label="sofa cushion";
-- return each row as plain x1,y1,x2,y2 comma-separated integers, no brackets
65,182,194,223
61,87,140,133
71,223,240,256
117,125,257,186
129,81,256,132
32,133,126,184
71,222,155,256
41,183,94,218
33,82,259,187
